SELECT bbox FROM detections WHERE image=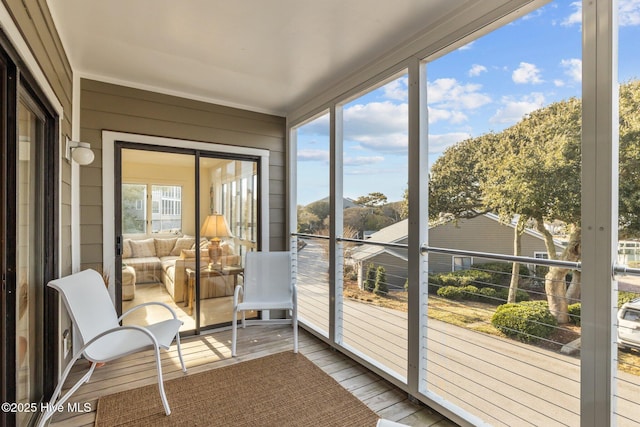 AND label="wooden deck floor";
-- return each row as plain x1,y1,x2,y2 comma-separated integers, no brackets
47,325,456,426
